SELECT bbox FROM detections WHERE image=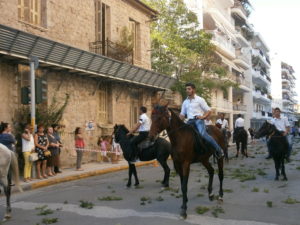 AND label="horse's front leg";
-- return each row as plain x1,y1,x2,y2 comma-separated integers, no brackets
217,157,224,201
180,162,190,219
131,164,139,186
157,157,170,188
274,158,280,181
236,142,239,158
281,158,288,181
202,160,214,201
126,163,133,187
3,174,12,220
